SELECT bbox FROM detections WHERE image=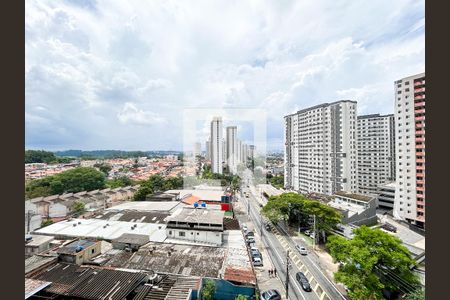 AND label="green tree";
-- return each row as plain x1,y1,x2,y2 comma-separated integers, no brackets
327,226,420,300
261,193,342,236
25,150,57,164
72,201,86,215
41,219,54,227
106,176,134,188
404,288,425,300
202,279,216,300
235,295,247,300
94,163,112,176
